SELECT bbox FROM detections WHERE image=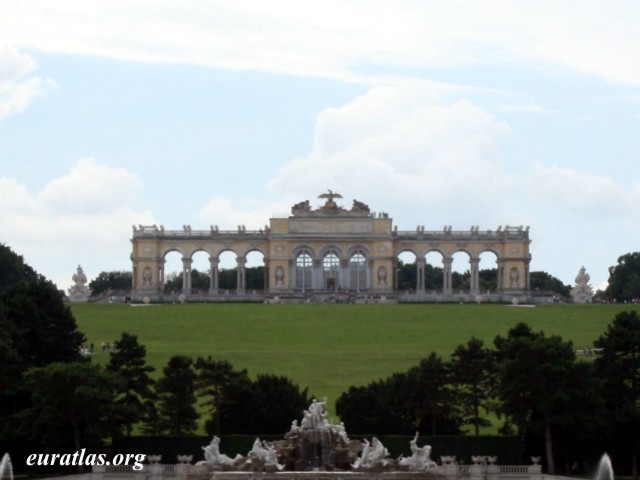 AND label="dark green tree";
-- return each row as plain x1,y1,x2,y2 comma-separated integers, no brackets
240,374,310,434
89,271,132,296
18,362,121,462
494,323,603,474
396,260,417,290
336,354,462,435
195,356,251,435
450,337,497,435
0,244,39,292
407,353,461,435
605,252,640,302
245,266,265,290
164,269,210,292
155,356,199,434
594,311,640,476
107,333,156,436
1,277,85,369
530,271,571,297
